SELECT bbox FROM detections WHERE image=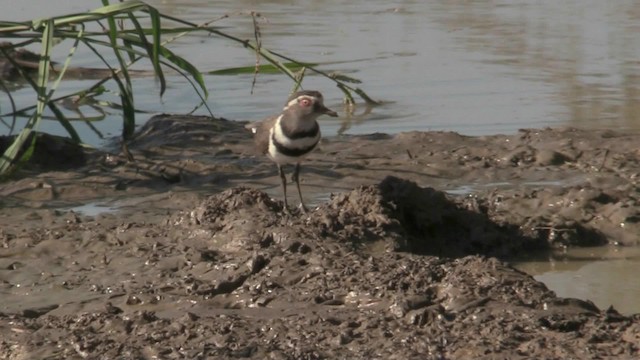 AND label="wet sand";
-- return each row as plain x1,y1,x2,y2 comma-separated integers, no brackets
1,115,639,359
